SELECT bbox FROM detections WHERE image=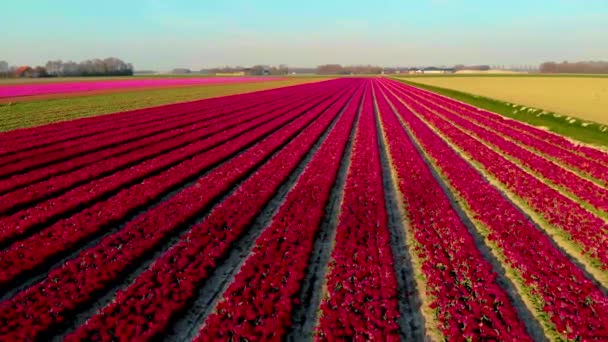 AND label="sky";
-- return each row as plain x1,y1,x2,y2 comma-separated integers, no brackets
1,0,607,70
